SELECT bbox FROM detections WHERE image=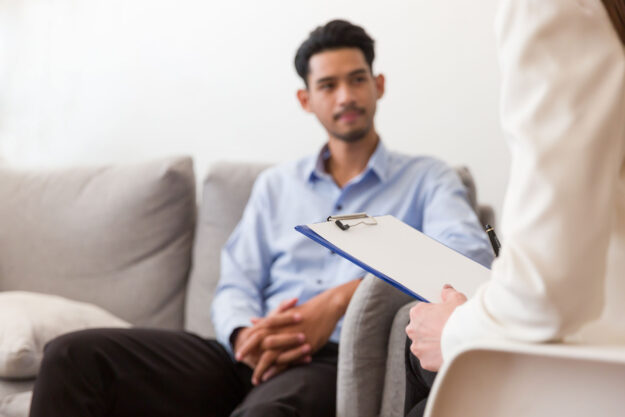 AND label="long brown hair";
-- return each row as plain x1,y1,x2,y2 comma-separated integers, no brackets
602,0,625,45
